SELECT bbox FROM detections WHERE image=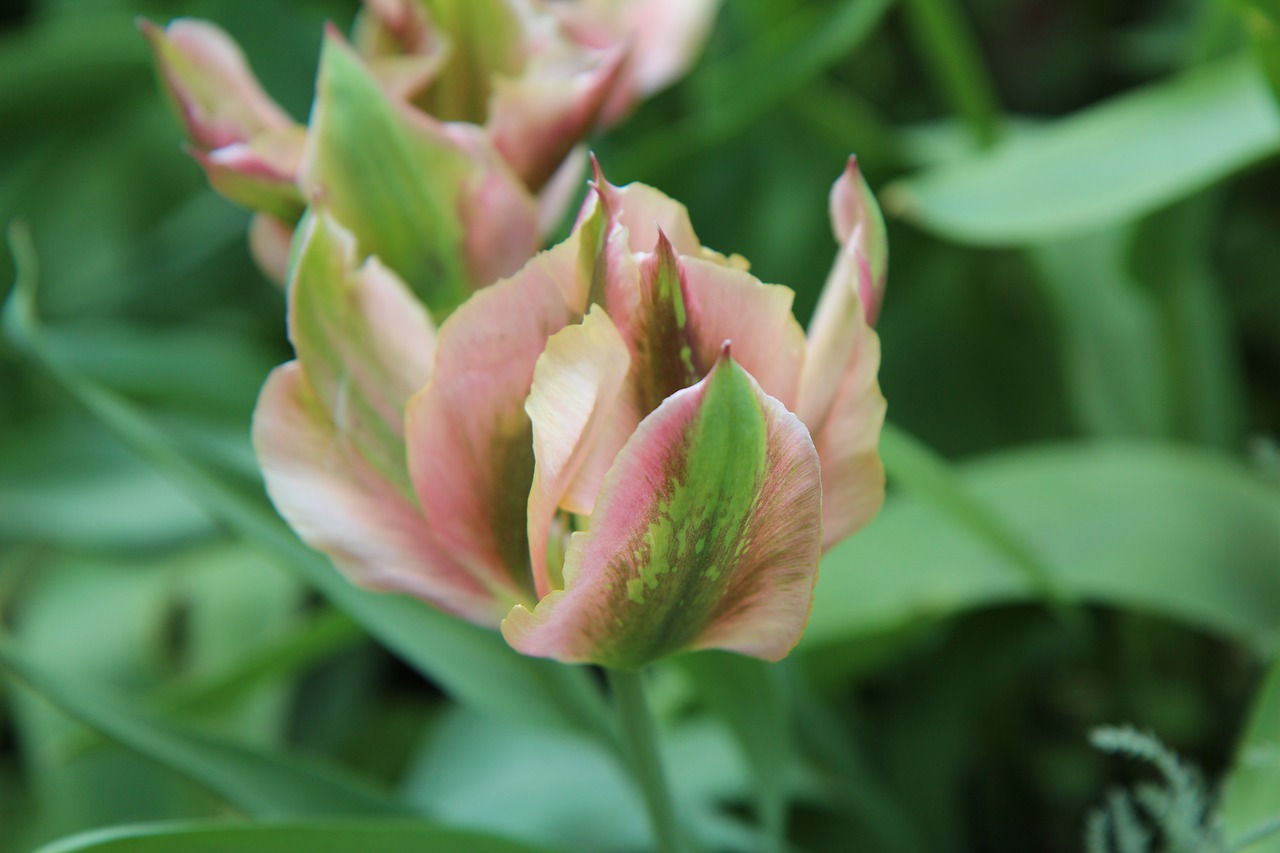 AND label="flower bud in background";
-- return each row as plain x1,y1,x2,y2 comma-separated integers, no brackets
254,159,886,671
143,0,719,291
